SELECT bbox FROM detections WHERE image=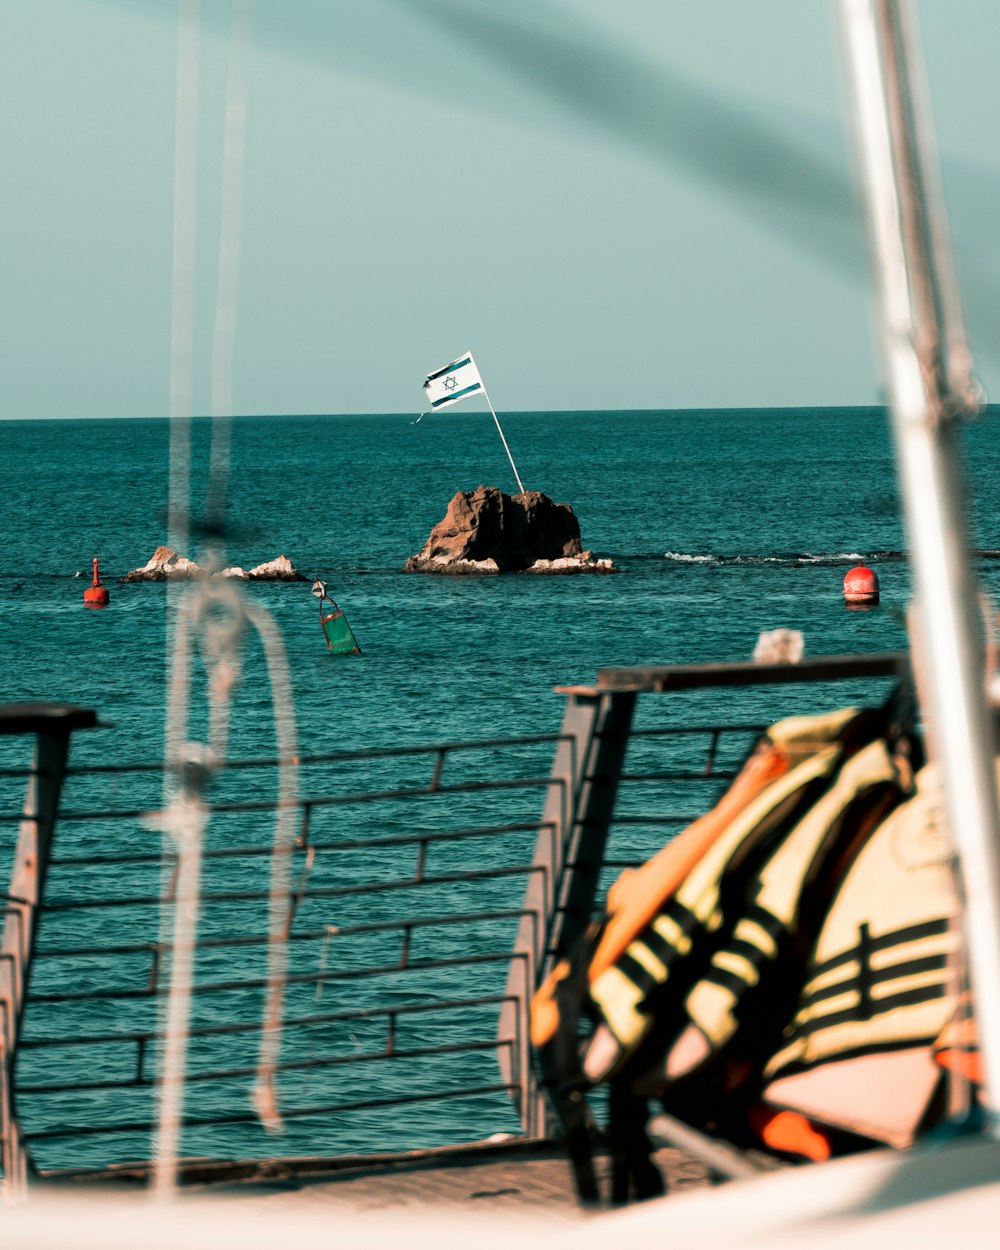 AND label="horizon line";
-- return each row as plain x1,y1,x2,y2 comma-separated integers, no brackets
0,402,918,423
